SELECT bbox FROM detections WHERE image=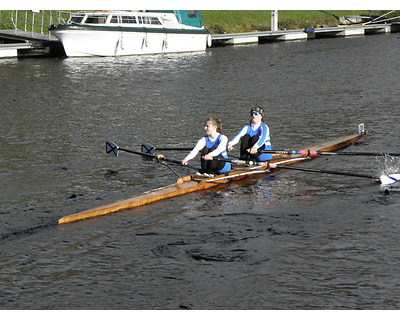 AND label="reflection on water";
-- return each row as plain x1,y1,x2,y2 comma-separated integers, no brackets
1,34,400,309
